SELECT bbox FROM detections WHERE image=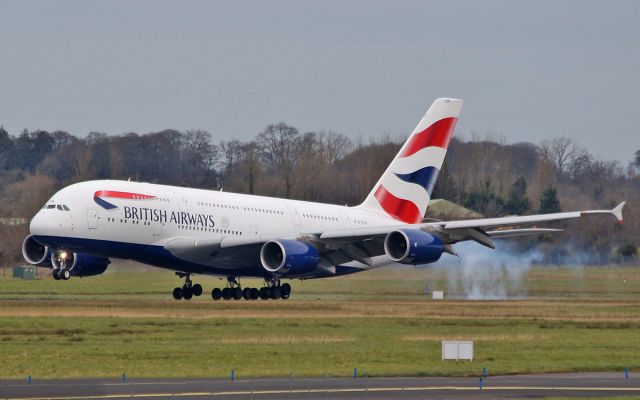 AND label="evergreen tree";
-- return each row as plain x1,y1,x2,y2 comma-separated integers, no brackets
504,176,531,214
633,149,640,174
431,164,457,201
0,126,14,170
462,179,504,216
539,186,561,213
